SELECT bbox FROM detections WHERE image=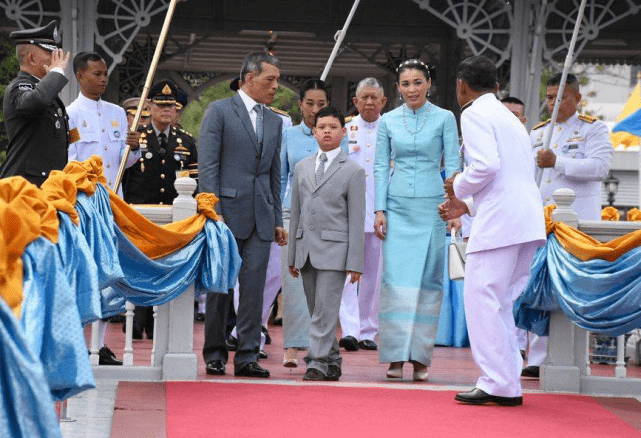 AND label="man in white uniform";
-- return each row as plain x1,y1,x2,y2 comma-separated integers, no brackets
439,55,546,406
522,73,612,378
66,51,141,366
338,78,387,351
